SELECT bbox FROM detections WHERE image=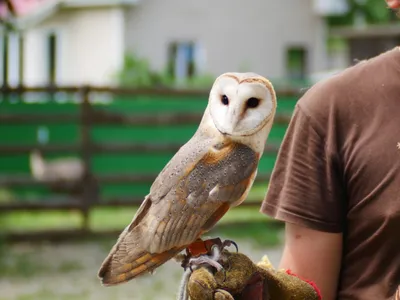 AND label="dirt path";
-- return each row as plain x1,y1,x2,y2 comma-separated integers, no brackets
0,240,283,300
